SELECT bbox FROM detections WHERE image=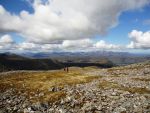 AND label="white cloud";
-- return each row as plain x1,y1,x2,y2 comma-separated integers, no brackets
41,44,62,52
0,0,149,52
0,5,5,14
94,40,120,50
0,34,15,50
0,34,14,44
0,36,120,52
17,42,40,50
0,0,149,44
127,30,150,49
61,39,120,51
16,39,94,52
62,39,93,49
